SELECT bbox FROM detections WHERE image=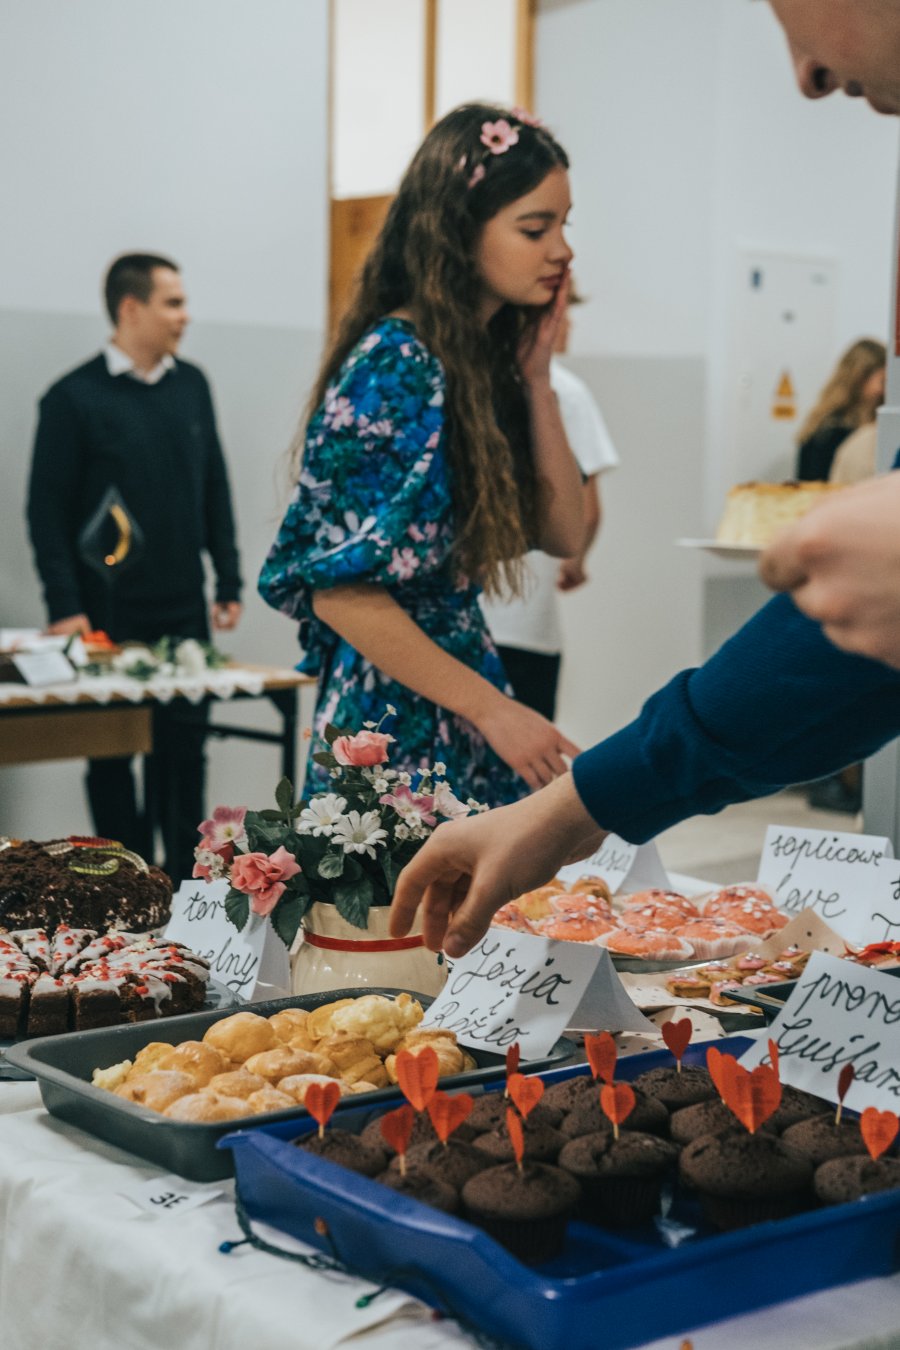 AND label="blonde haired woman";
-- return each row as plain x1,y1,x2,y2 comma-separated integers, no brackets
796,338,885,481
